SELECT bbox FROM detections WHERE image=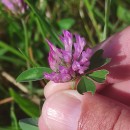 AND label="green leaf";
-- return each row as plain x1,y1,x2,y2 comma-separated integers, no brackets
10,89,40,117
88,49,111,71
18,49,38,67
87,69,109,83
57,18,75,29
117,6,130,23
84,0,101,41
19,118,38,130
0,41,25,60
10,102,19,130
102,0,111,41
0,56,25,66
16,67,52,82
0,127,21,130
24,0,63,47
0,48,7,56
77,76,96,94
